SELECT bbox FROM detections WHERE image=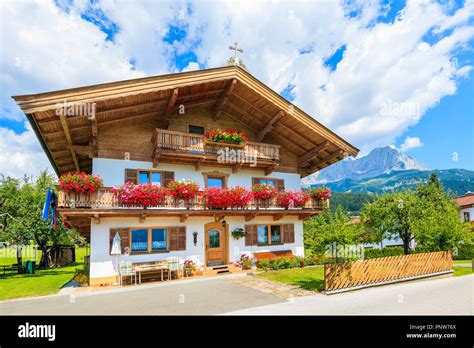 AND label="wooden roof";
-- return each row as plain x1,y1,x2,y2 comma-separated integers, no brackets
12,66,359,176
